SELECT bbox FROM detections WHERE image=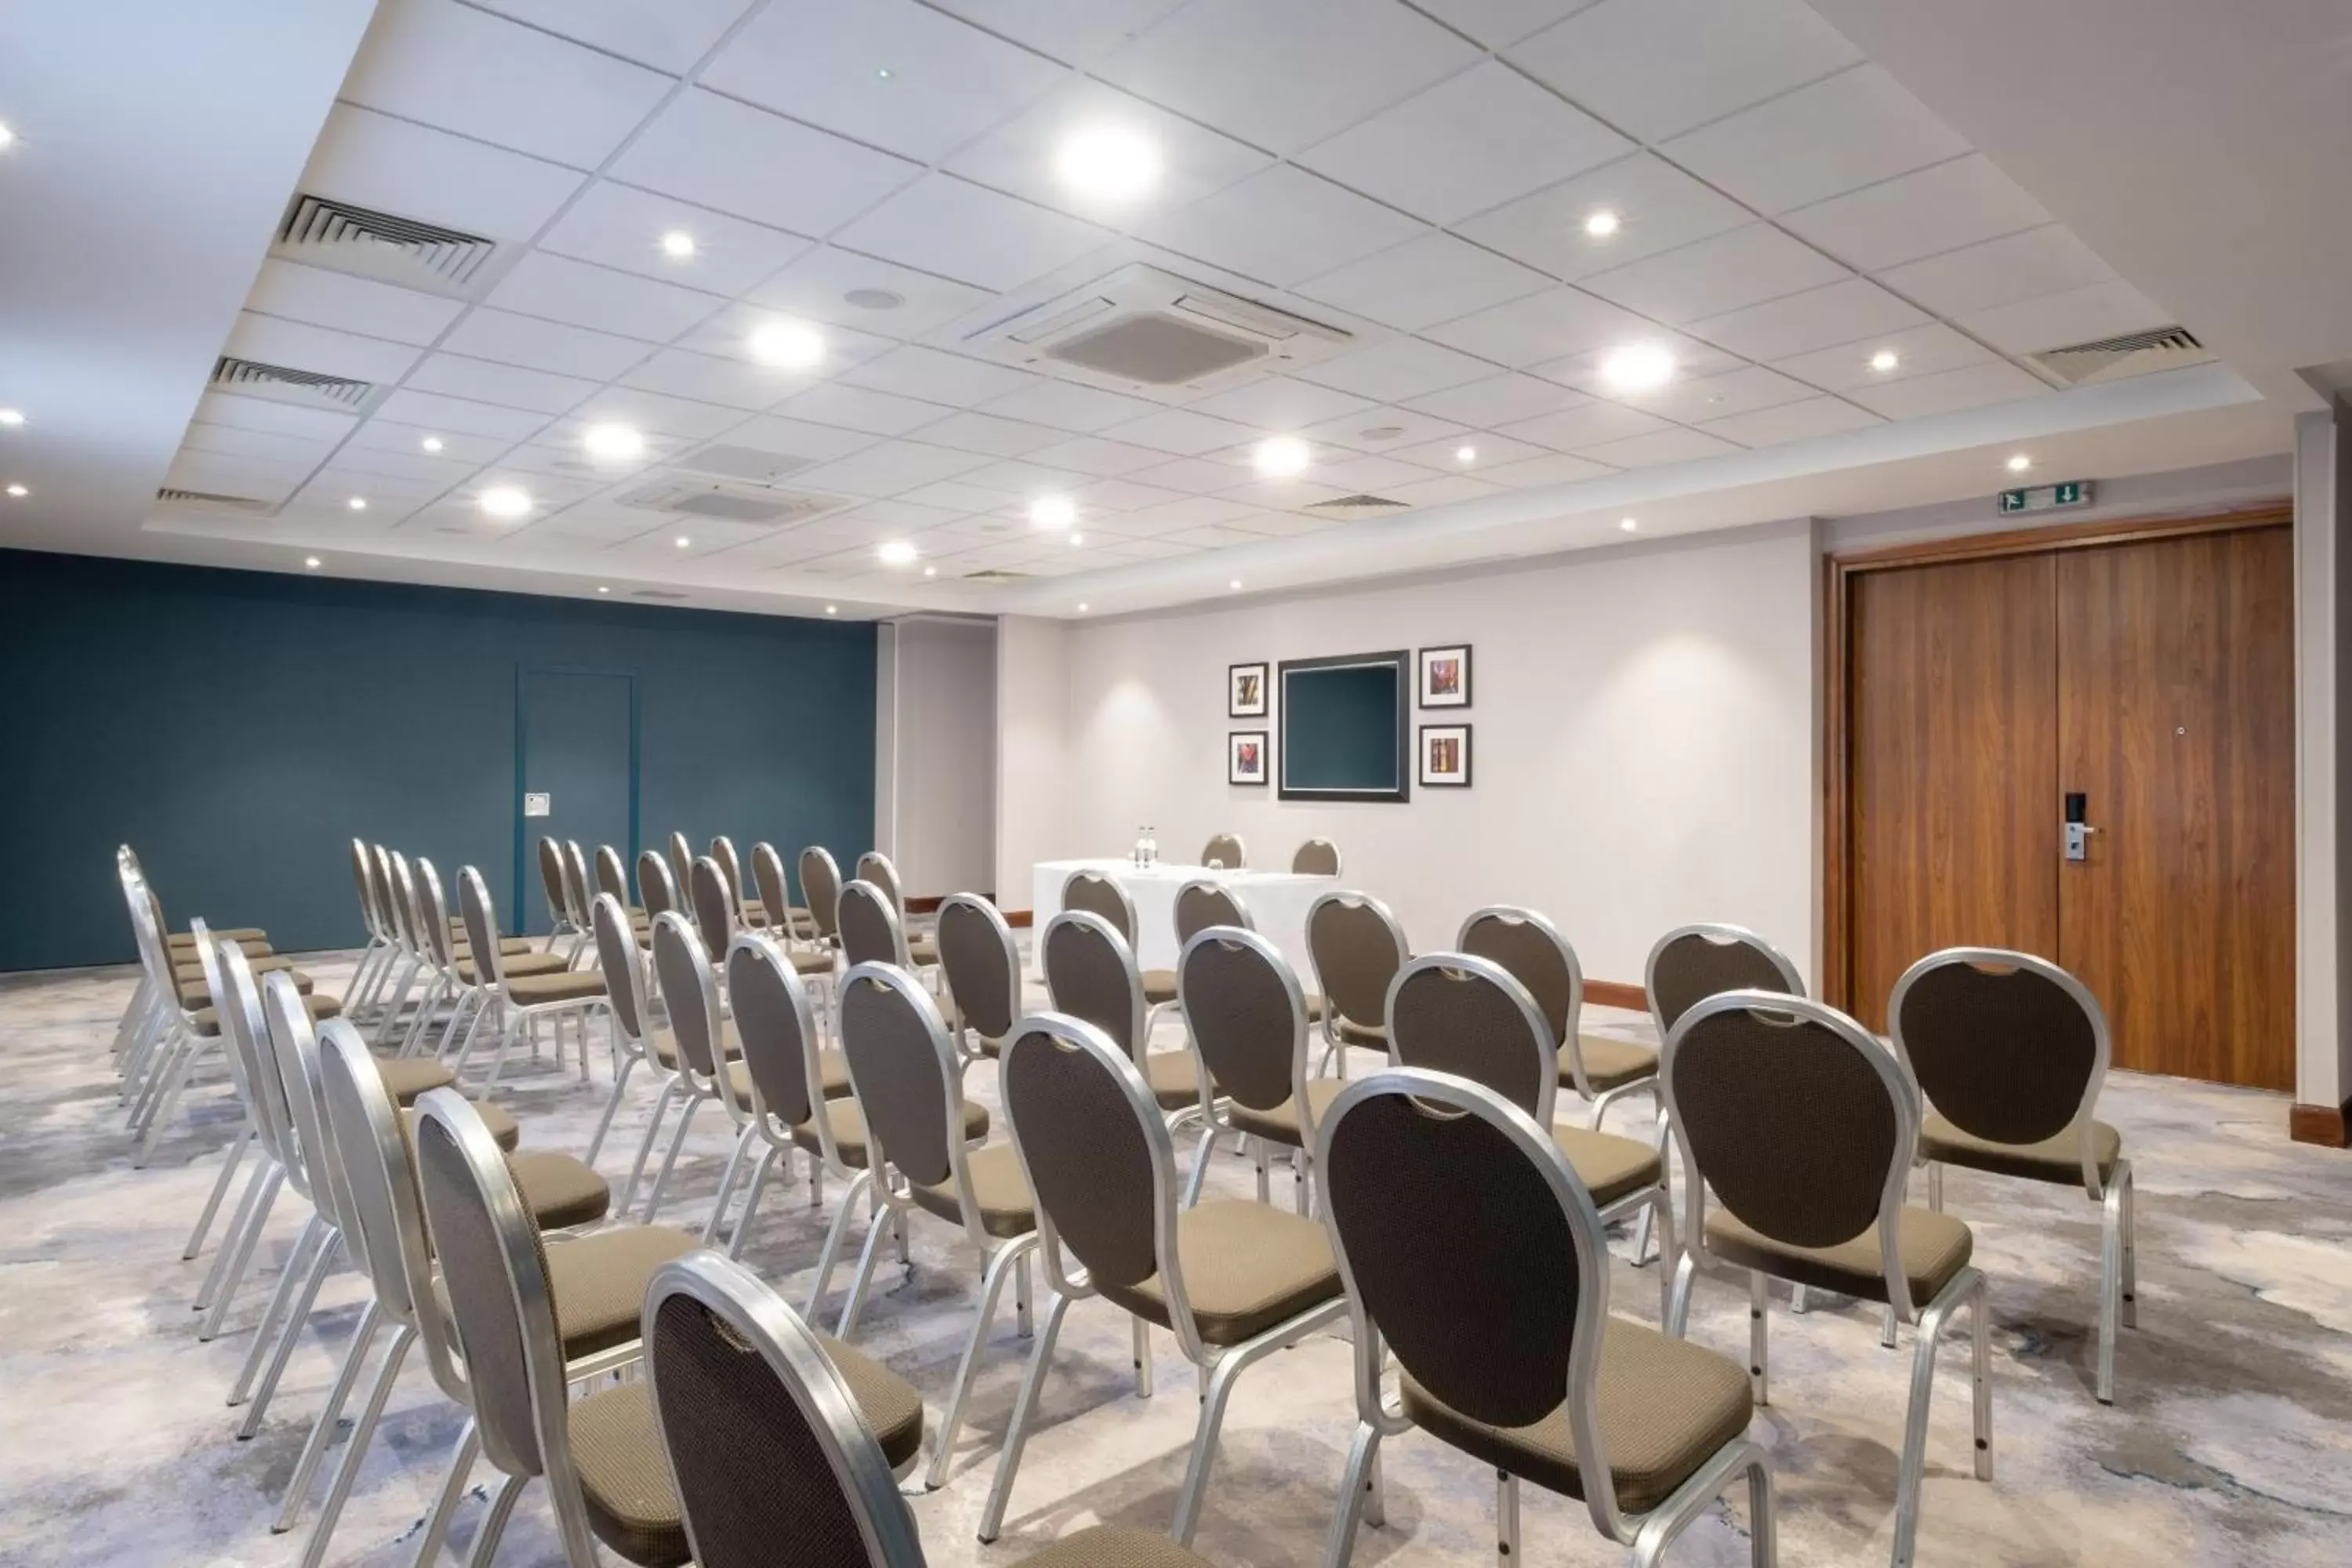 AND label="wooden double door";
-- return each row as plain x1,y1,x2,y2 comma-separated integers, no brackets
1837,515,2294,1089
